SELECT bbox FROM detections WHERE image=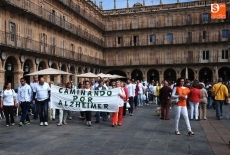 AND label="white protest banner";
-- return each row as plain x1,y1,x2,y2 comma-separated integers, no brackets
51,85,120,112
